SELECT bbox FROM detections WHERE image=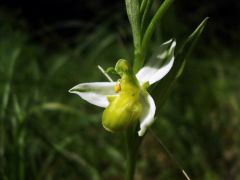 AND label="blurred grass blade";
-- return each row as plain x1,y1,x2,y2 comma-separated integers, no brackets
48,56,68,77
13,95,26,180
0,47,21,178
153,17,209,110
29,122,101,180
29,102,83,115
176,17,209,76
150,129,191,180
0,48,20,118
